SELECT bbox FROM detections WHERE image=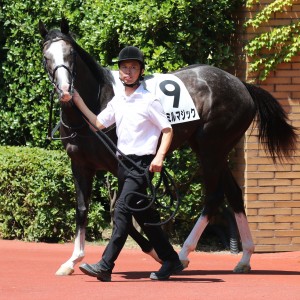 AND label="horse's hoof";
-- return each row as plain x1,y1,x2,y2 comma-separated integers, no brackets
180,259,190,269
55,266,74,276
233,263,251,273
